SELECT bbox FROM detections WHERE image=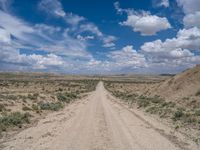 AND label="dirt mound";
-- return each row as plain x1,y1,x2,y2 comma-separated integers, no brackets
155,65,200,101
